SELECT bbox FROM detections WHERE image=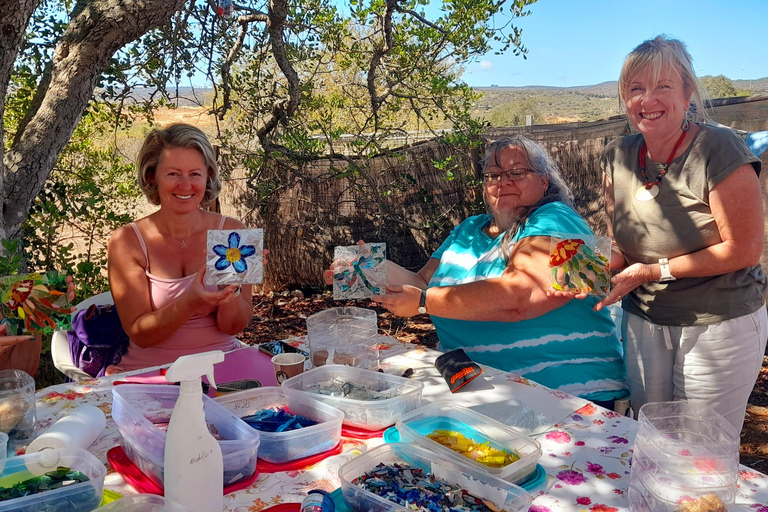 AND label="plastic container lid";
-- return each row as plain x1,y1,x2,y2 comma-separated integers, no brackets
111,384,260,488
91,494,193,511
396,401,541,485
636,401,739,459
281,365,423,431
338,442,531,512
214,386,343,464
107,446,259,496
0,447,106,512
